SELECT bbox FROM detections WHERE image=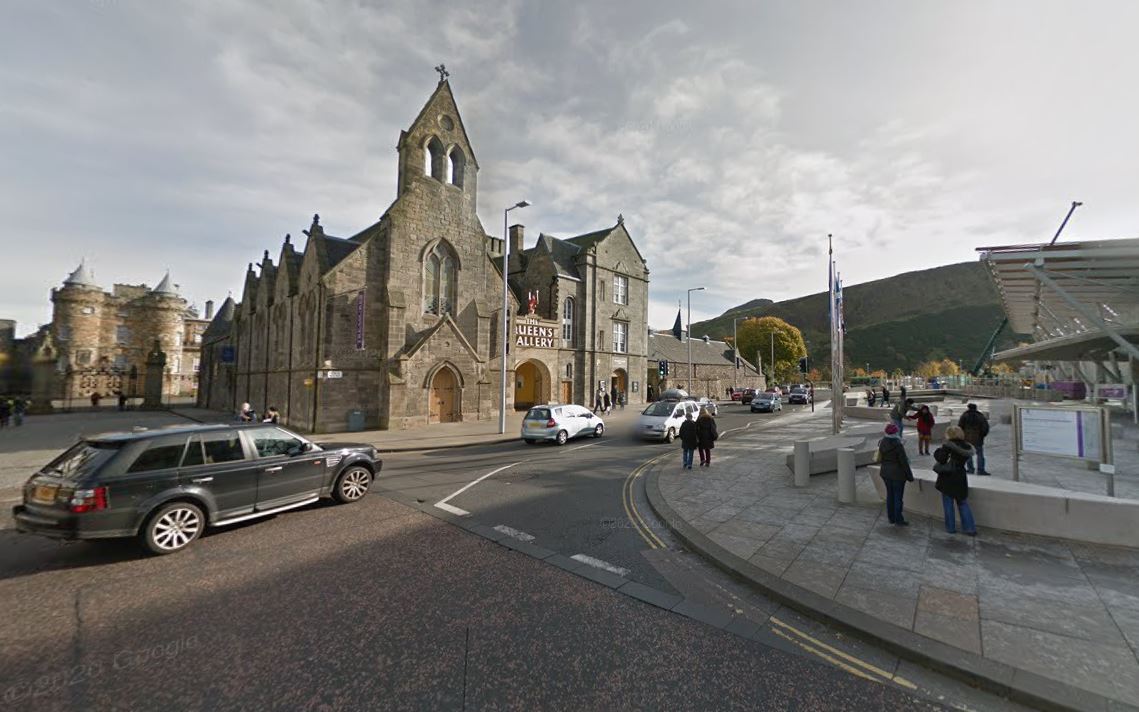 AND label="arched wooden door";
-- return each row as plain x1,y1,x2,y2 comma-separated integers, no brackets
429,368,458,424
